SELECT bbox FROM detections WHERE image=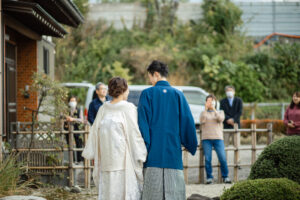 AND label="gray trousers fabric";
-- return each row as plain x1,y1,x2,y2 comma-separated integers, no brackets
142,167,186,200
